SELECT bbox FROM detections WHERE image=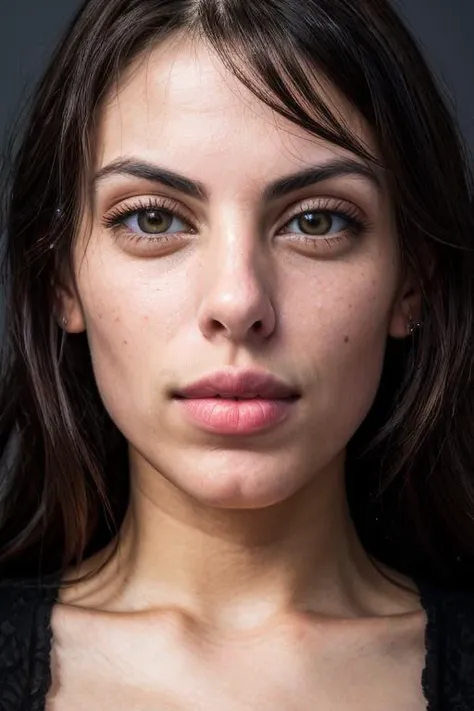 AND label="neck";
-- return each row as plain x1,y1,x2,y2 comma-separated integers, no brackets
62,451,416,629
